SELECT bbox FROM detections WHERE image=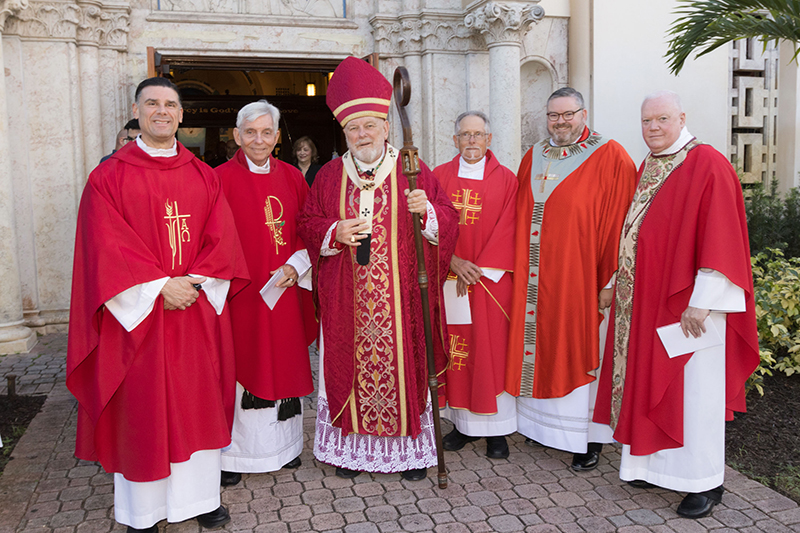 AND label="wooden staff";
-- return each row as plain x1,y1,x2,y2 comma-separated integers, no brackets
392,66,447,489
